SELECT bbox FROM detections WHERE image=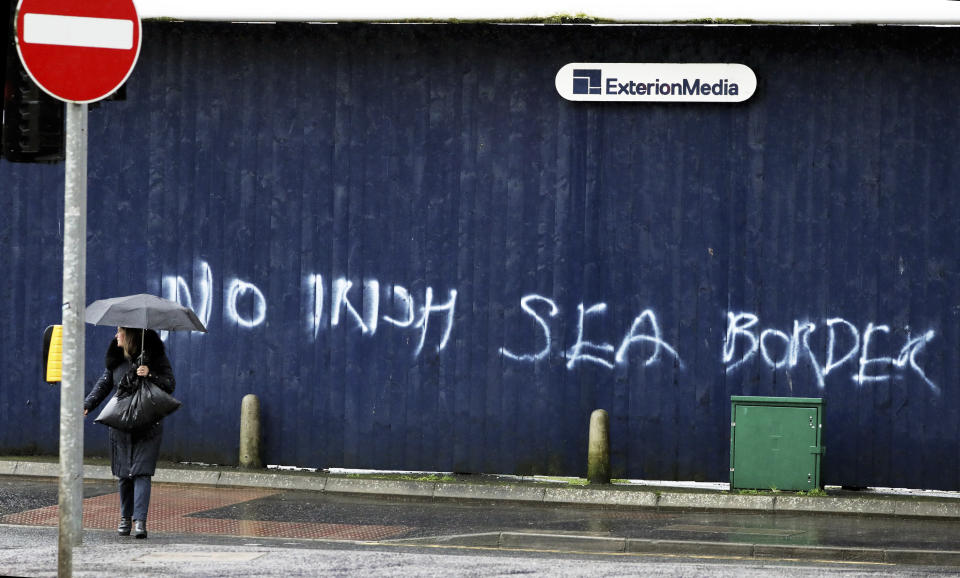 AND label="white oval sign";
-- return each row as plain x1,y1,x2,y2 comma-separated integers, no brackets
555,63,756,103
